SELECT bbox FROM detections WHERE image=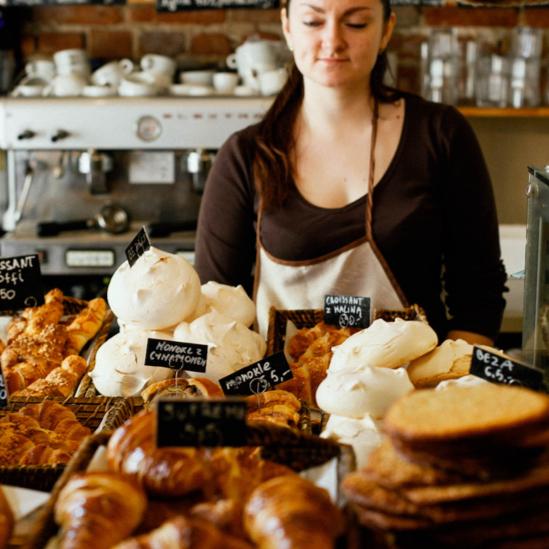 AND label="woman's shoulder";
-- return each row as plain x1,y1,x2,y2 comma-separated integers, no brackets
401,91,469,129
222,122,262,153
